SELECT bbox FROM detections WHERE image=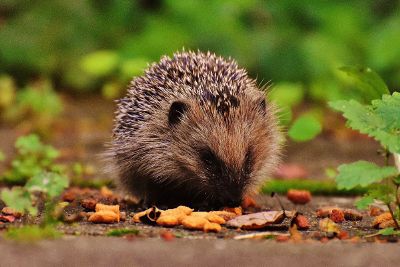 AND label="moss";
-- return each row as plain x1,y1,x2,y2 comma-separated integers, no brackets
106,228,139,237
5,225,61,242
261,179,368,196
